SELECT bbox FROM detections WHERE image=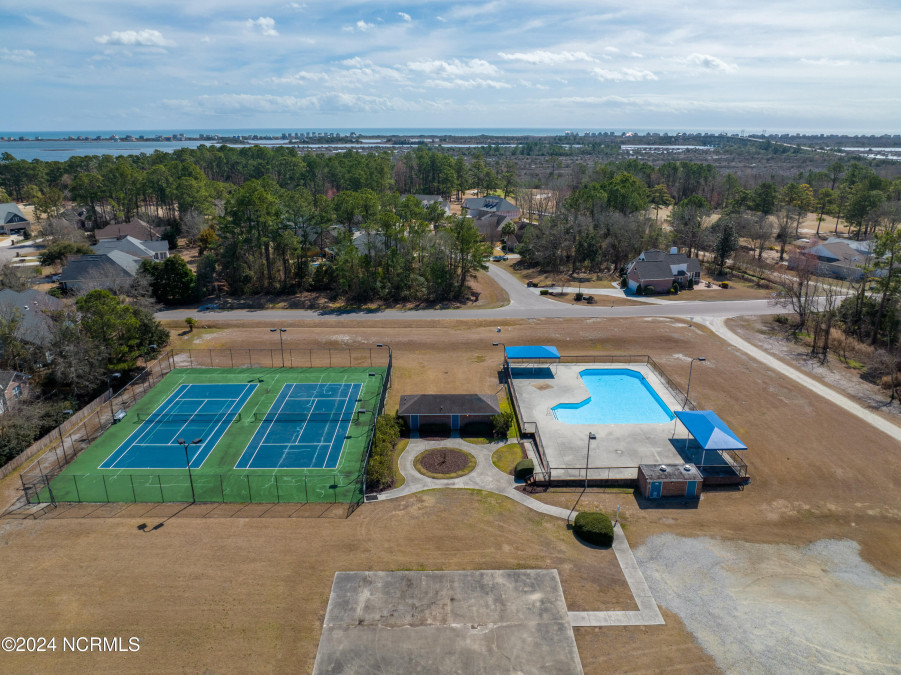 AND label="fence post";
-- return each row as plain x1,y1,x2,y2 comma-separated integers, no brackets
157,475,163,502
229,350,234,368
209,349,213,367
275,475,280,503
219,474,224,501
189,350,194,368
71,474,79,502
103,475,110,503
304,476,308,502
247,475,253,503
130,474,136,502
